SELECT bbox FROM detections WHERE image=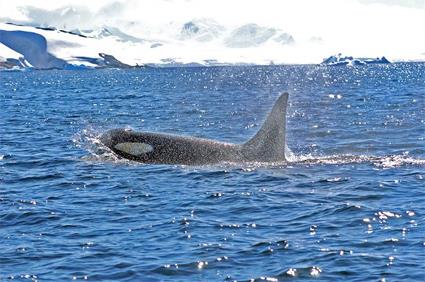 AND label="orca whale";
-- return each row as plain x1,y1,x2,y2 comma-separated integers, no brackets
100,93,289,165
